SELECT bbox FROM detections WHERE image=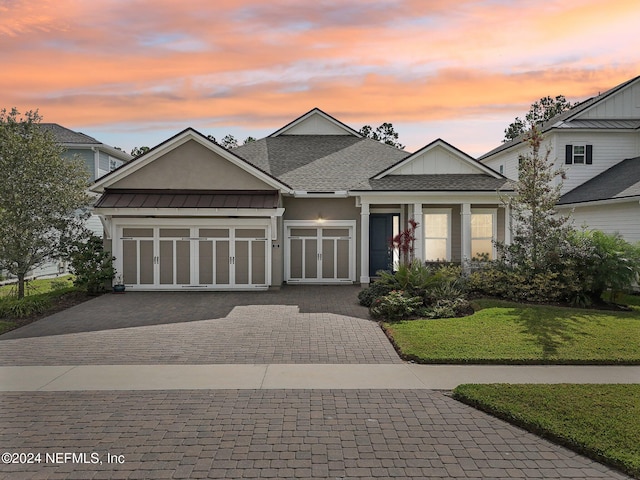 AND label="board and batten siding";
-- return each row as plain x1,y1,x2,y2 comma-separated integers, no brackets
579,81,640,119
564,201,640,244
64,149,95,180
